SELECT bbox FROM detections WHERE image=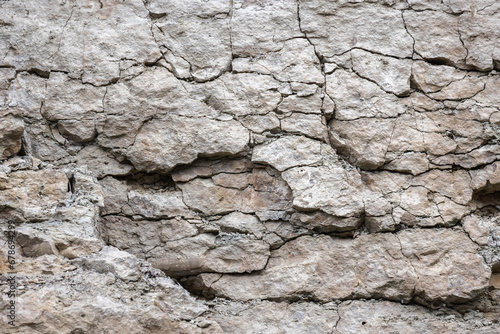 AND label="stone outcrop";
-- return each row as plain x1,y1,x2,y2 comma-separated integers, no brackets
187,230,490,304
1,0,500,332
